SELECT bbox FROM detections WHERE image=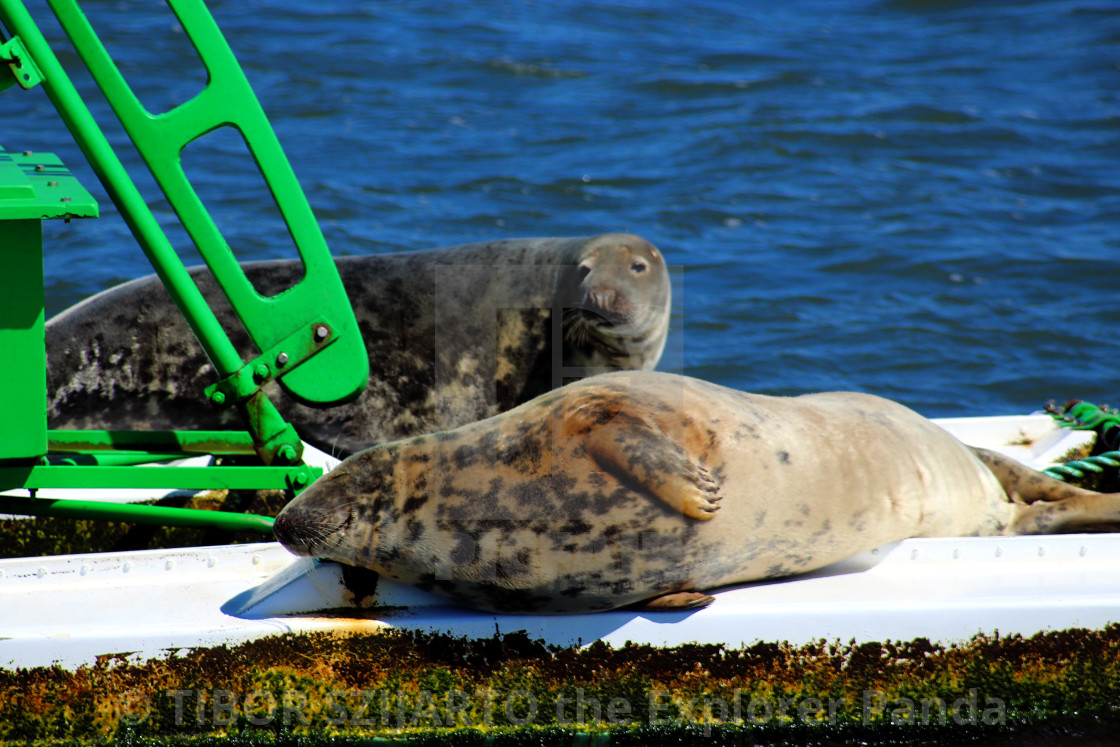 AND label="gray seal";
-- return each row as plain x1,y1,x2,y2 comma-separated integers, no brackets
273,370,1120,614
46,233,671,456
